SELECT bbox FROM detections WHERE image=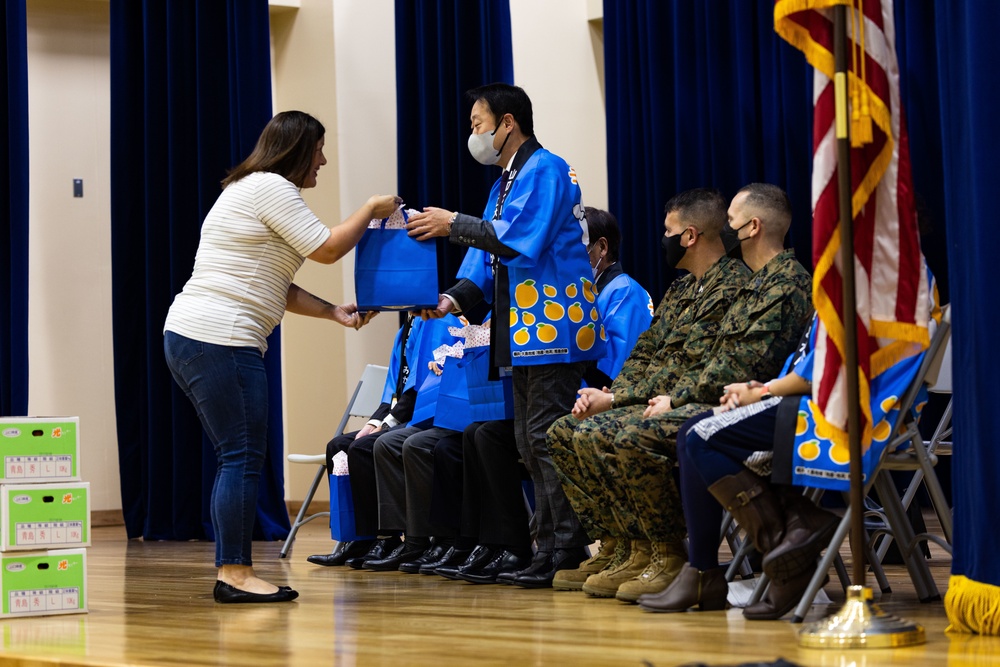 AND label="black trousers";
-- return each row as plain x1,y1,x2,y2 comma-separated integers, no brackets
326,424,410,537
459,419,532,552
512,363,590,551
